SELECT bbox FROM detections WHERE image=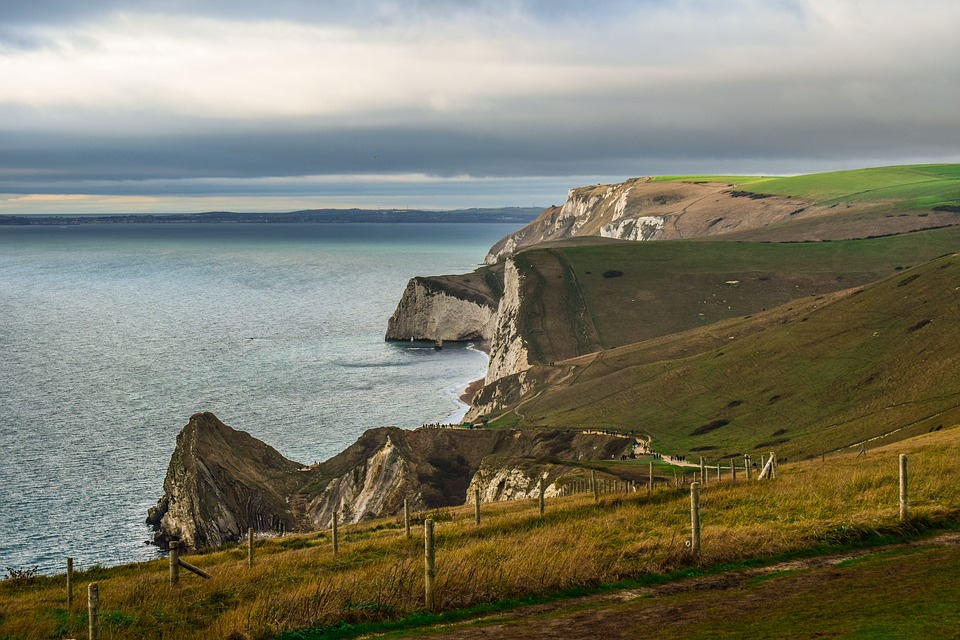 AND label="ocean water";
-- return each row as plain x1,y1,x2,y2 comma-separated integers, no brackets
0,222,519,574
